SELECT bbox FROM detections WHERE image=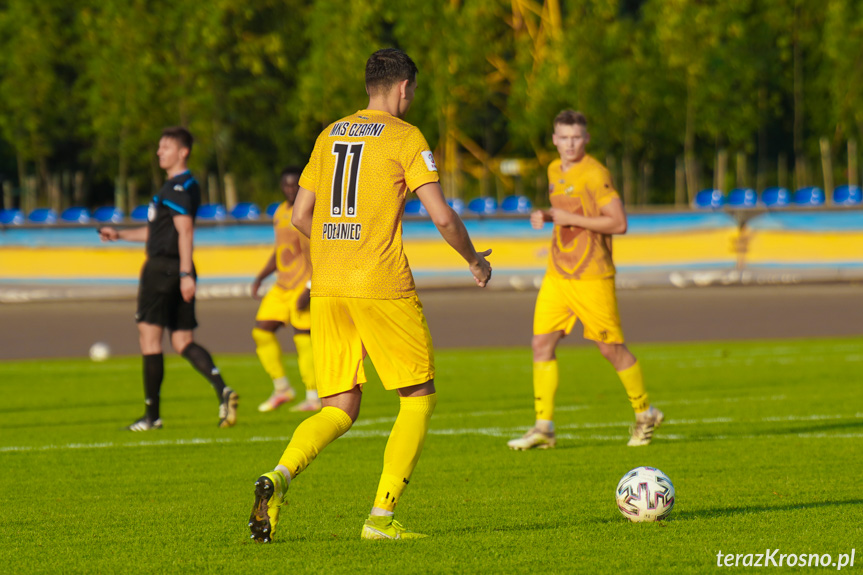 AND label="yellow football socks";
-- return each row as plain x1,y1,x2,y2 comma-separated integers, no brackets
252,328,286,384
533,360,558,422
293,333,317,392
278,406,353,478
373,393,437,512
617,361,649,414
